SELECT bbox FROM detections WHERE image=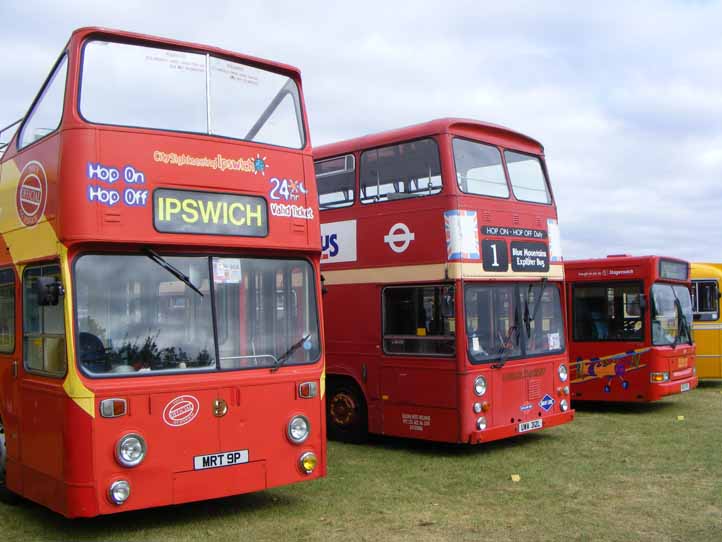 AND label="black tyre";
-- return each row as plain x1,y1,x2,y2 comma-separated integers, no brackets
0,417,19,504
326,380,368,443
